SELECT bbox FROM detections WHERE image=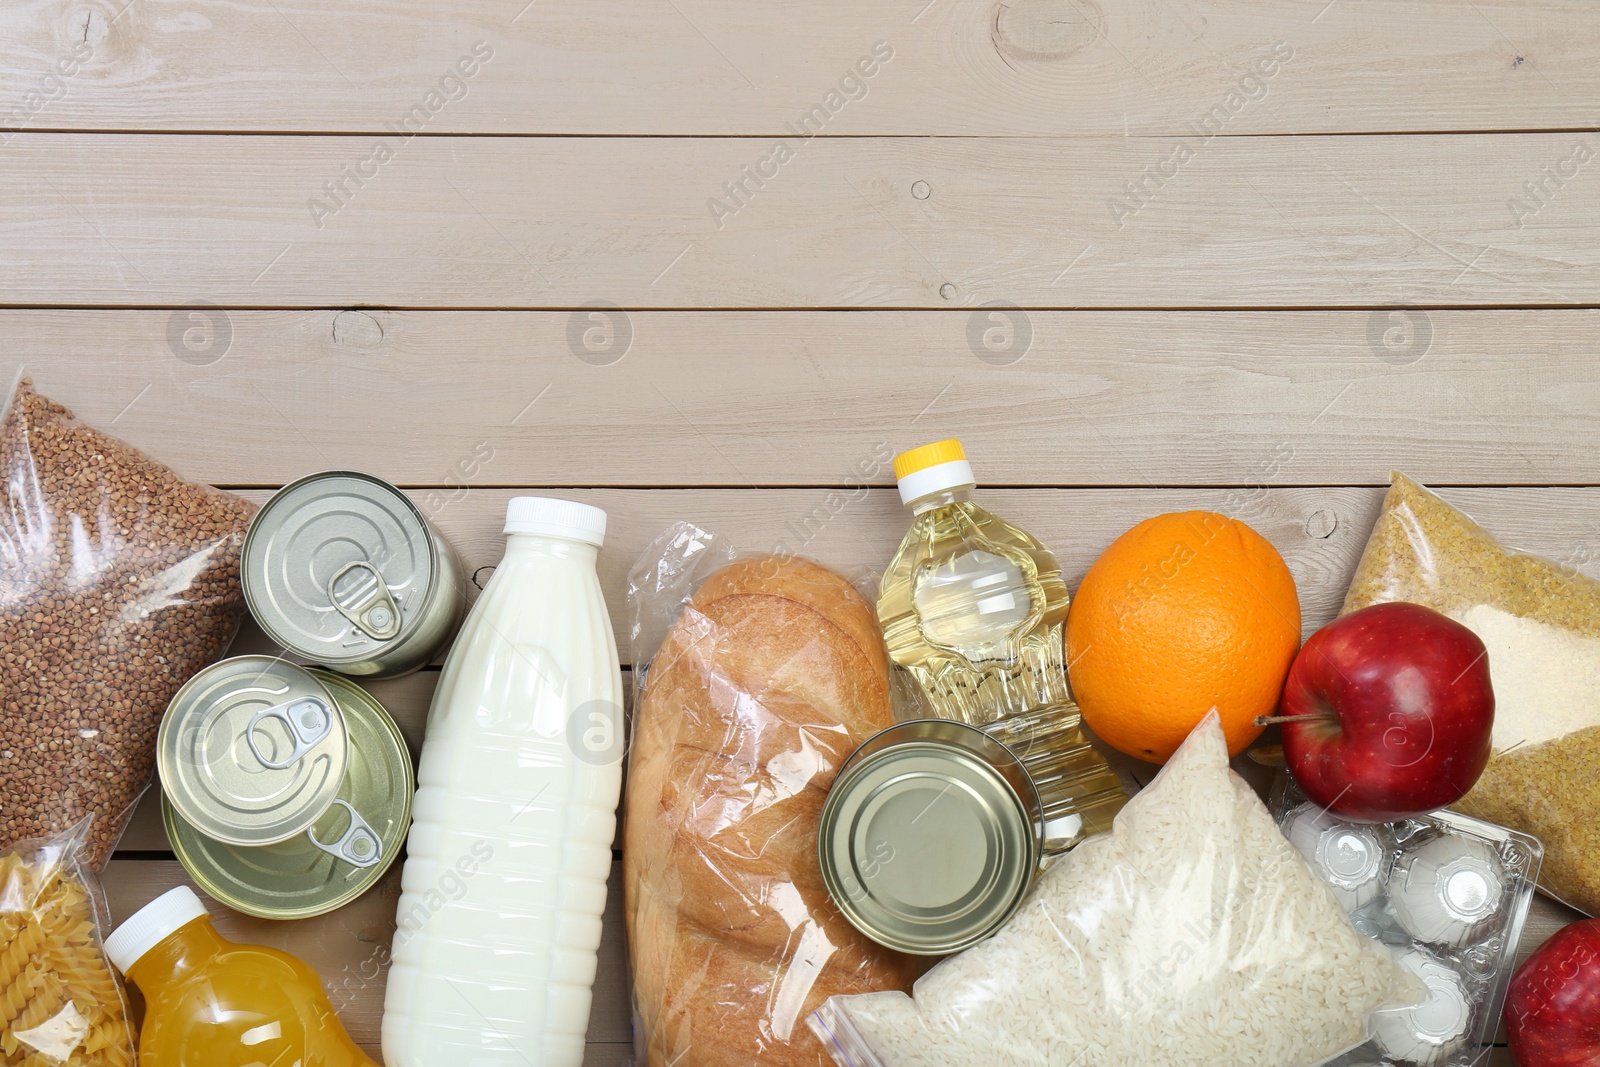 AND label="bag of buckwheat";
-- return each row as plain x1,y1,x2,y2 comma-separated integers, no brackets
809,713,1423,1067
0,375,256,870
